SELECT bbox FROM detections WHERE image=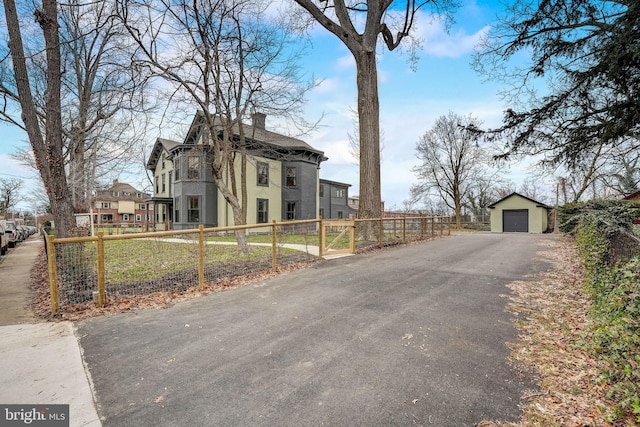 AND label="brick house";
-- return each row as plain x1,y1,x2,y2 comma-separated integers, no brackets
93,180,153,227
